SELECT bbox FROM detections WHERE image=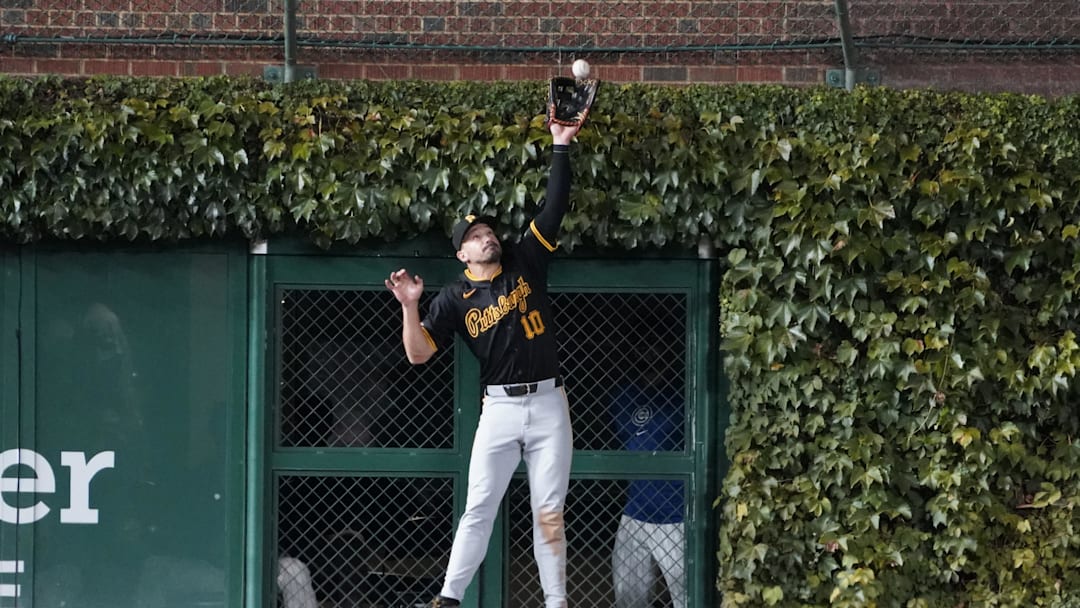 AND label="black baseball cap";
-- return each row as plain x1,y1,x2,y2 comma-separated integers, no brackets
451,215,498,250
